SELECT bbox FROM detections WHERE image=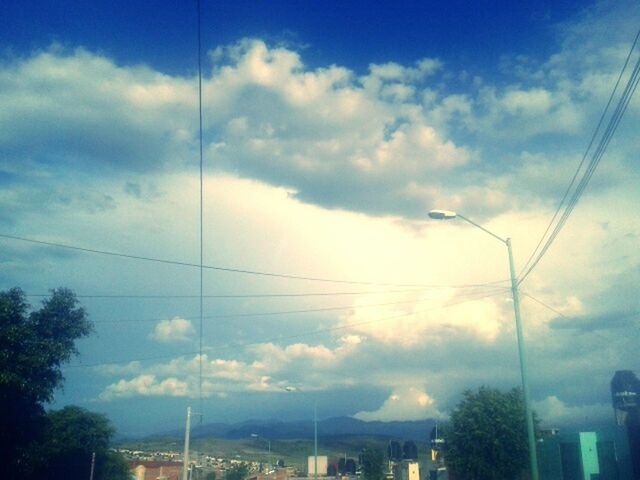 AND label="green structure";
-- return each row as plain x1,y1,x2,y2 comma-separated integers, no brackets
579,432,599,480
538,430,632,480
